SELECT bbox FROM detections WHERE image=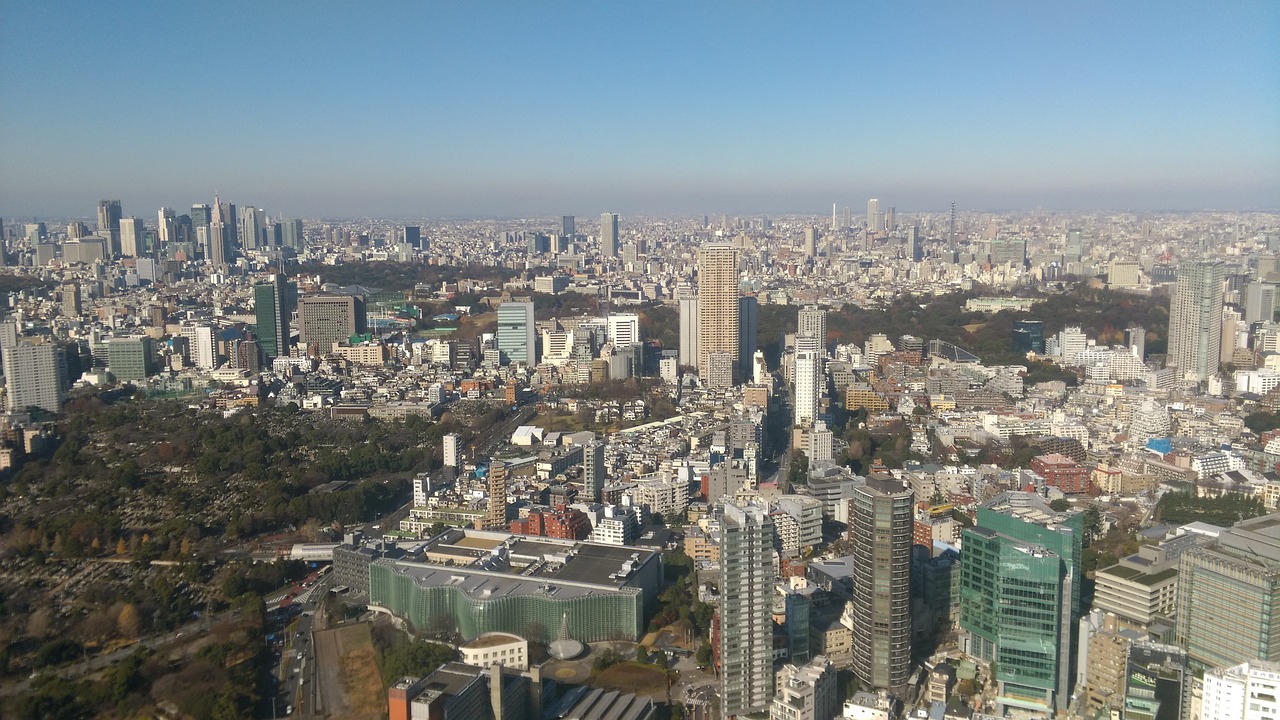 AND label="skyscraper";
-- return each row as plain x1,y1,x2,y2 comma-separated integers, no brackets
803,226,818,257
255,274,295,361
960,492,1083,716
404,225,422,250
847,477,913,693
1167,259,1225,382
3,342,66,414
157,207,175,244
697,244,738,384
298,293,368,351
496,301,536,366
562,215,575,238
486,461,508,530
583,440,605,503
96,199,122,235
719,502,775,718
118,217,144,257
793,335,822,427
280,219,304,250
239,206,260,251
678,285,698,369
1246,281,1277,325
867,198,881,233
600,212,618,258
907,224,923,262
797,305,826,353
738,294,758,379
